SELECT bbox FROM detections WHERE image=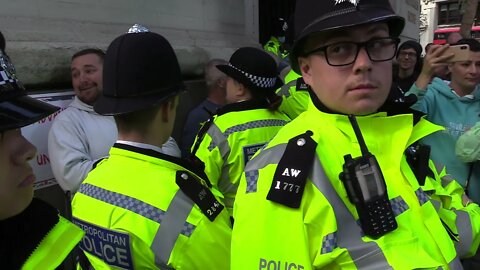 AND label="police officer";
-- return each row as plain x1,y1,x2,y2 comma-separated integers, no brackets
0,37,84,269
192,47,290,216
71,26,231,269
275,70,309,119
275,16,311,120
264,17,290,61
232,0,480,269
